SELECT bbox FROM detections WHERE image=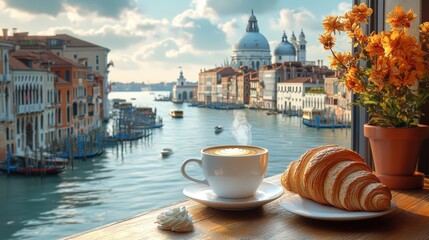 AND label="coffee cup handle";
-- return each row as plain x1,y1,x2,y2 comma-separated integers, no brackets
181,159,208,185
